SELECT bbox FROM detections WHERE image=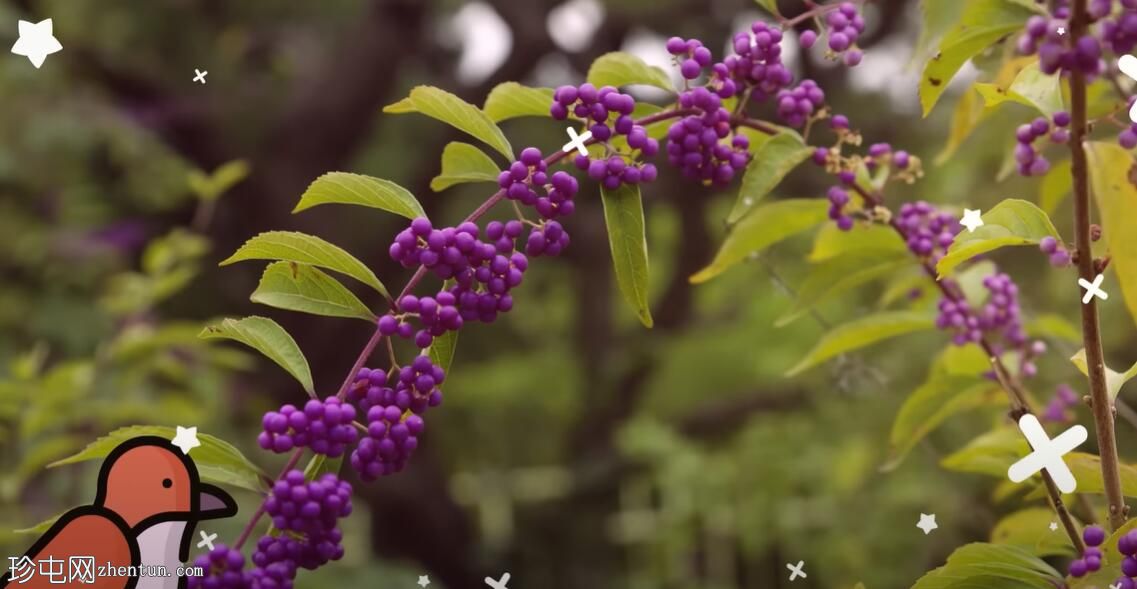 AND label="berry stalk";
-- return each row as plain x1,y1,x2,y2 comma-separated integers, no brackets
1068,0,1128,531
